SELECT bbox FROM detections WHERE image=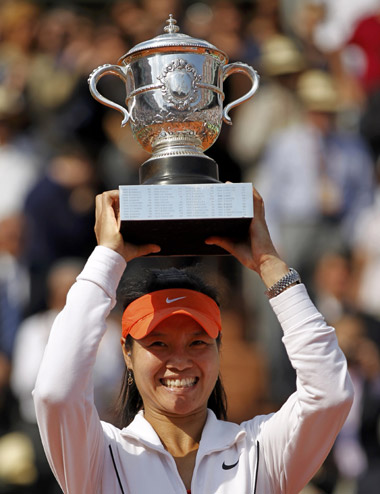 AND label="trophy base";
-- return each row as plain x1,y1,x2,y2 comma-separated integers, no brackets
119,183,253,257
139,154,220,185
120,218,251,256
